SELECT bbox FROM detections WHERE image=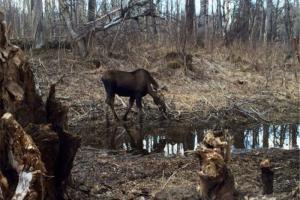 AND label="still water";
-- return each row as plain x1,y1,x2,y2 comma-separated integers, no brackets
118,123,300,156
